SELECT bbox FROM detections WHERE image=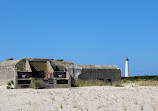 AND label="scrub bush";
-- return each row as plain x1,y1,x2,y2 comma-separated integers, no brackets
72,79,121,87
6,80,14,89
32,80,42,89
